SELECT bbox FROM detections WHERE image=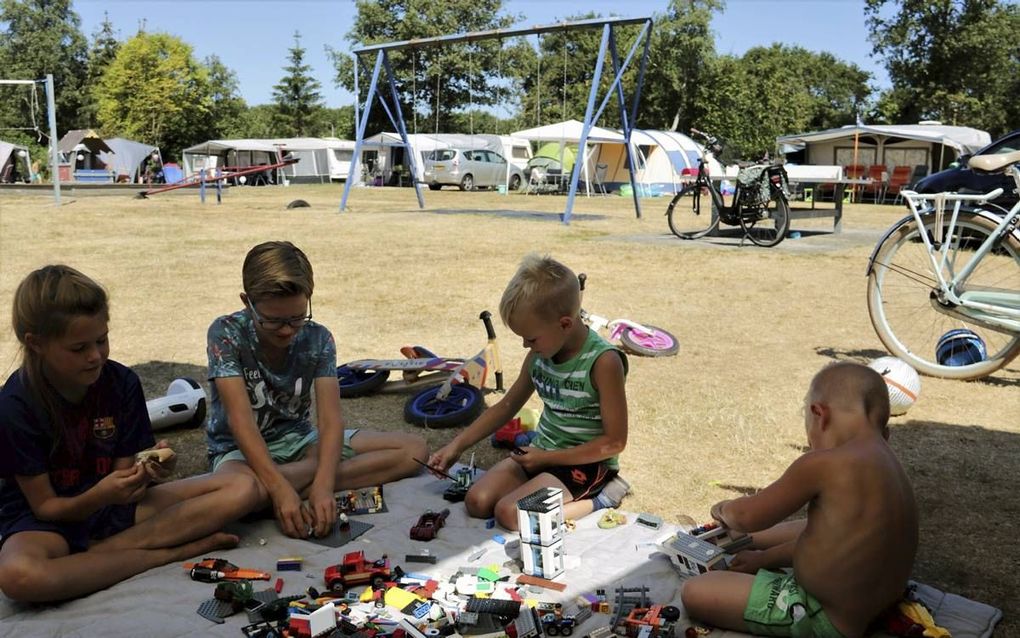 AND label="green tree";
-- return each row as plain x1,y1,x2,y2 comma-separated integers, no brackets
0,0,88,134
95,32,212,157
199,54,247,139
865,0,1020,136
273,32,323,137
328,0,519,135
224,104,278,139
640,0,722,132
80,13,120,127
